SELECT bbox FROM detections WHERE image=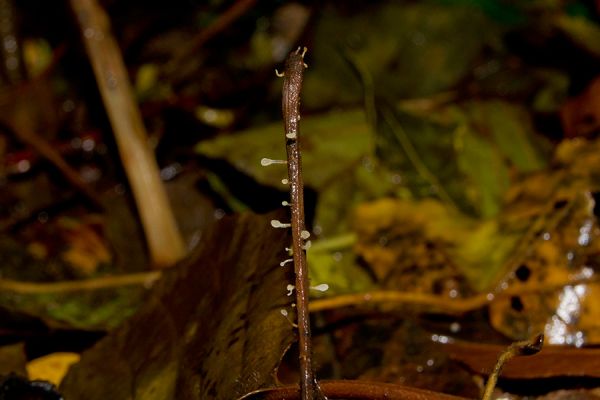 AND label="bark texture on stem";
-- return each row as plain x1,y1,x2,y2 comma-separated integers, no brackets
282,48,326,400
